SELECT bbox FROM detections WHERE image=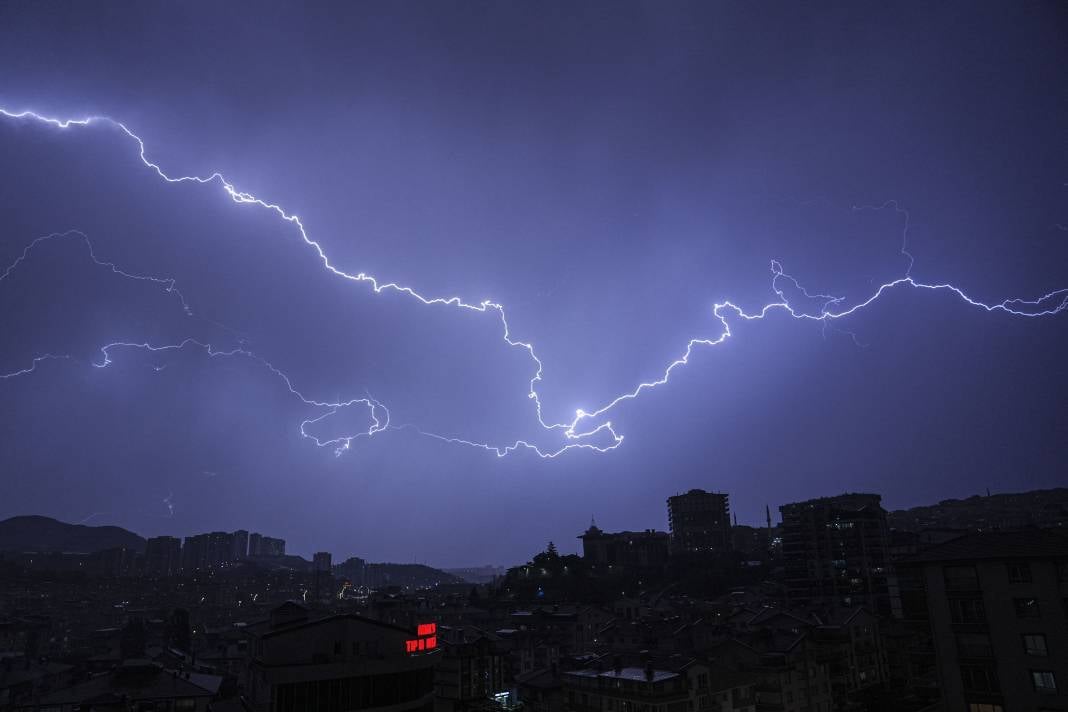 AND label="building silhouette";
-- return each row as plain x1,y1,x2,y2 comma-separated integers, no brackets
249,532,263,557
578,524,670,569
247,532,285,558
780,493,896,617
667,489,732,554
232,529,249,561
